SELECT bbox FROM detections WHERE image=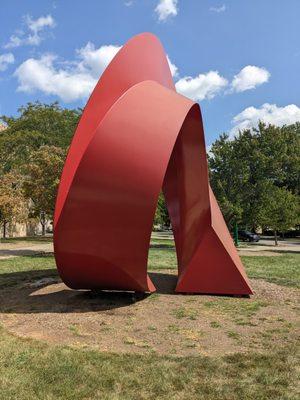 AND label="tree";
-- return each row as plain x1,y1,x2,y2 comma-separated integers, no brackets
0,171,28,238
0,102,81,173
209,122,300,233
0,102,80,237
208,133,244,228
23,146,67,235
154,193,170,228
259,185,300,245
0,130,46,173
